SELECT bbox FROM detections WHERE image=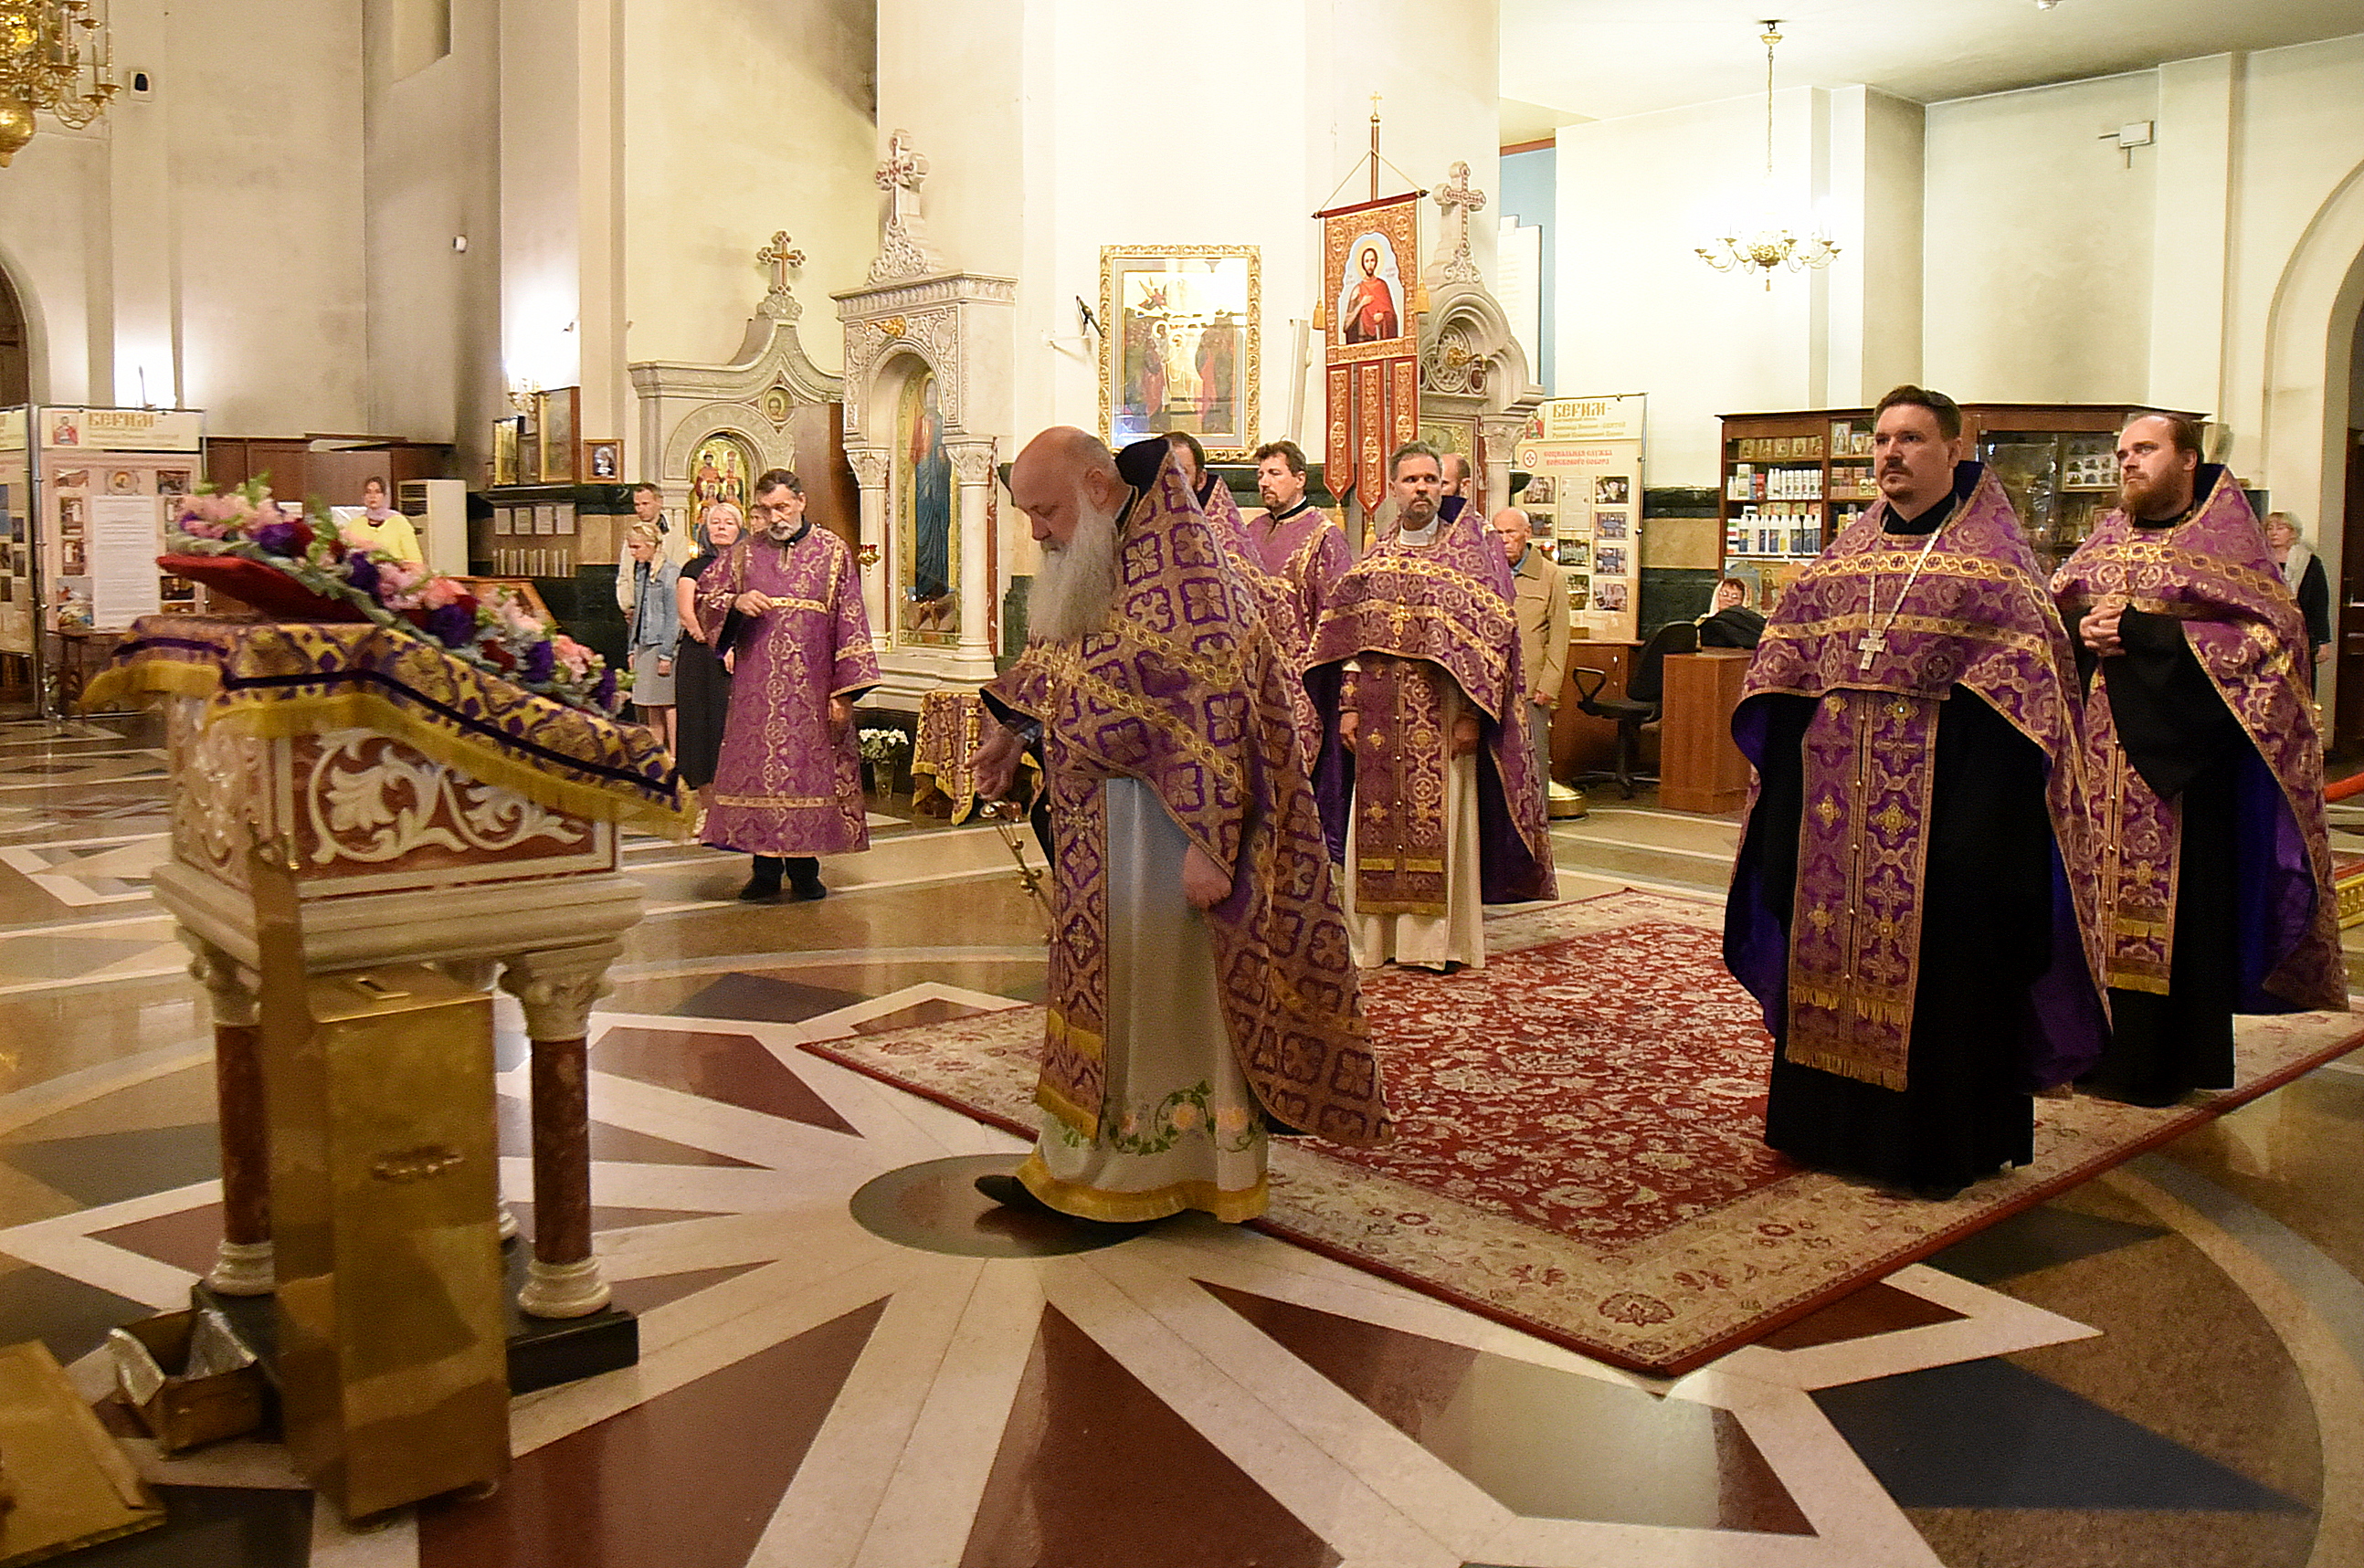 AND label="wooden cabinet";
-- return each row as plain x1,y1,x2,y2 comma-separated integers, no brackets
1715,403,2196,601
1658,651,1753,815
